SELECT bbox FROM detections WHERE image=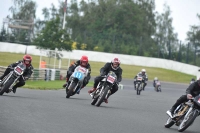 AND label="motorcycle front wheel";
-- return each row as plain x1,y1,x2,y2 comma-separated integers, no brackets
136,84,140,95
66,82,77,98
0,78,14,95
178,110,198,132
96,86,109,107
